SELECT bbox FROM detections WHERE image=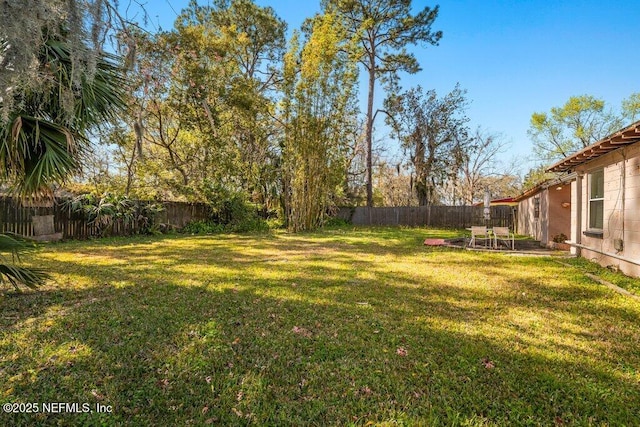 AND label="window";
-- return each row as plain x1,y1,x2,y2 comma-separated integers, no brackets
533,196,540,219
589,169,604,230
